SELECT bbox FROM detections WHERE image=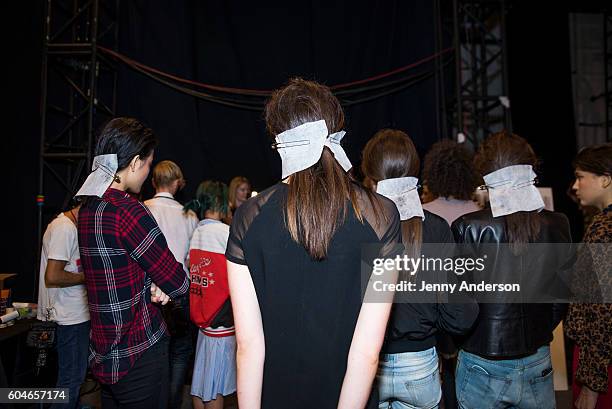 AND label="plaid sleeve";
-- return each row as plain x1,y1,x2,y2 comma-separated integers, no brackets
119,201,189,299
